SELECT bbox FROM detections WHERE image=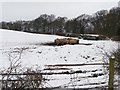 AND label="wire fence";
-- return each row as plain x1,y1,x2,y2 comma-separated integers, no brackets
0,61,119,90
